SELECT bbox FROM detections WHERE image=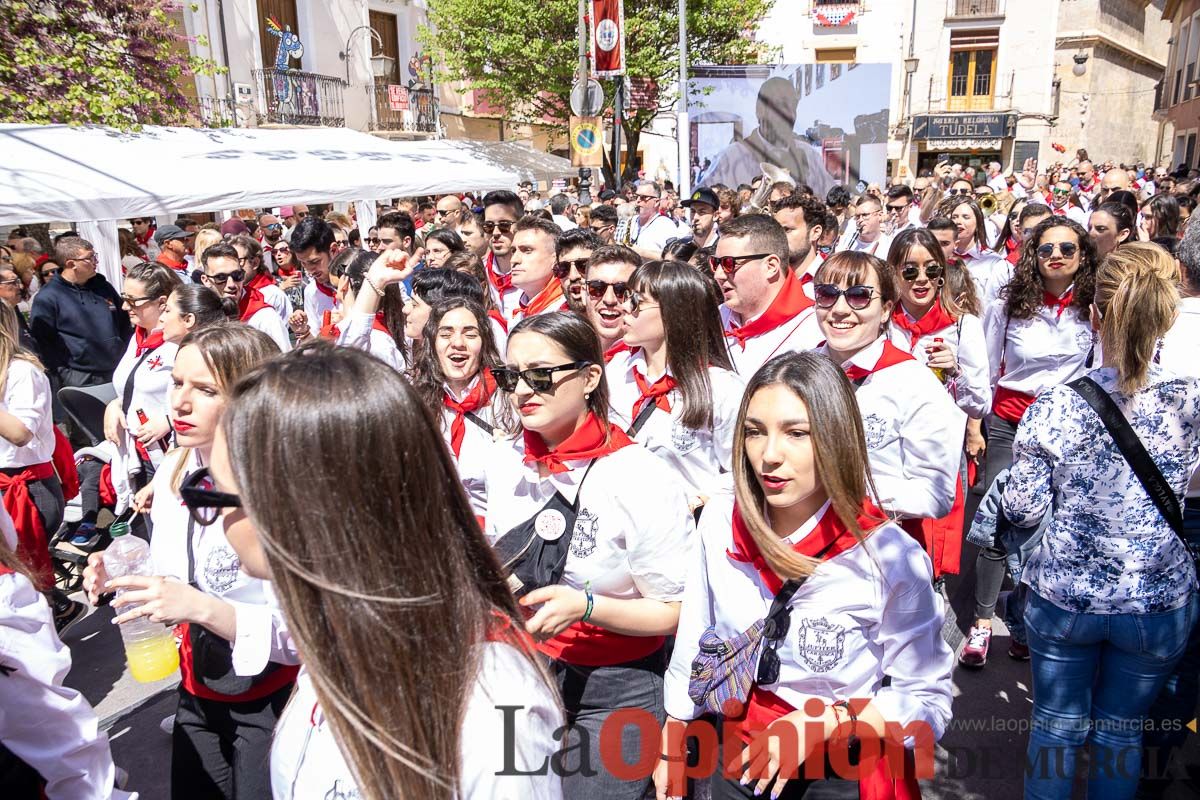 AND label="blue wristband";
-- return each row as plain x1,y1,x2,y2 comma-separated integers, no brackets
582,583,595,623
